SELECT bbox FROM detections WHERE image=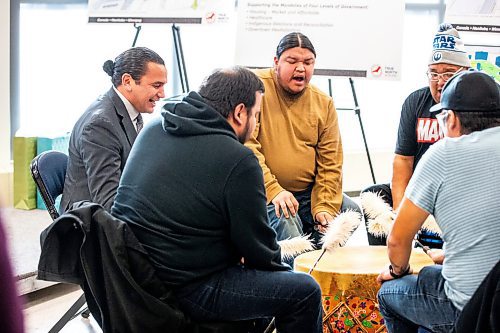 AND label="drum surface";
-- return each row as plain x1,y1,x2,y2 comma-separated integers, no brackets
294,246,434,333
